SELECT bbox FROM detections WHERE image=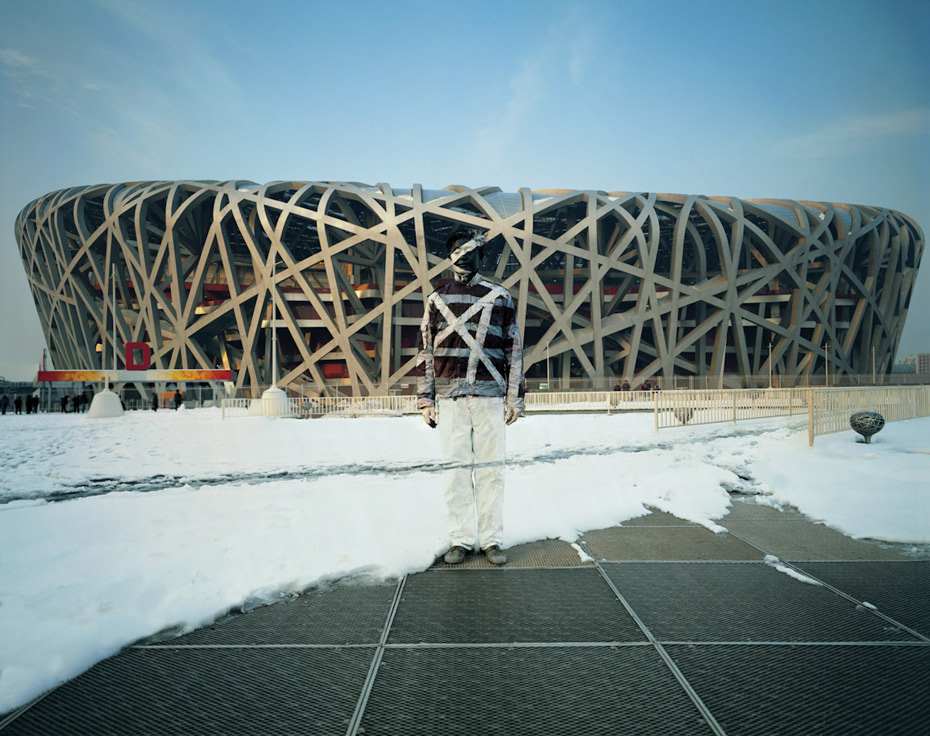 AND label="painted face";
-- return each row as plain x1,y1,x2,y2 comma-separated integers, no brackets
450,238,483,280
